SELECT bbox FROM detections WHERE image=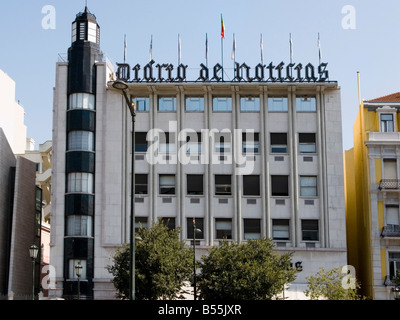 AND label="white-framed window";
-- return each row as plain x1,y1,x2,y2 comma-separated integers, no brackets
69,259,87,280
301,219,319,241
68,93,95,110
268,97,288,112
159,175,175,195
134,97,150,112
215,218,232,240
213,97,232,112
67,215,93,237
389,252,400,280
272,219,290,240
240,96,260,112
68,131,94,151
386,205,400,227
300,176,318,197
158,97,176,112
243,219,261,240
299,133,316,153
381,114,394,132
271,133,287,153
296,97,316,112
384,159,397,179
185,97,204,112
67,172,94,193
